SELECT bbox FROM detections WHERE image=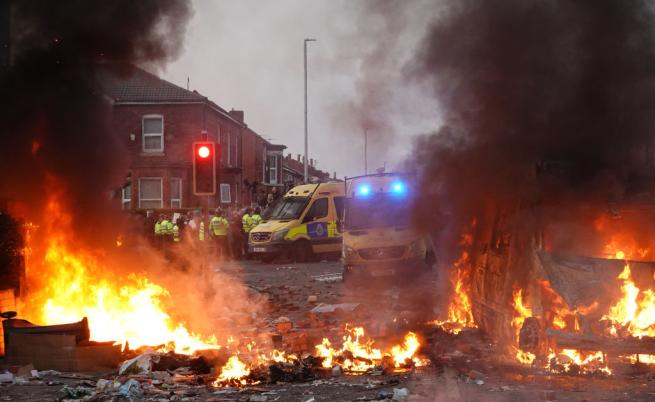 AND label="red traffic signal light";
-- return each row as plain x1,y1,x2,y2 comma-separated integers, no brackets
197,145,210,159
193,142,217,195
